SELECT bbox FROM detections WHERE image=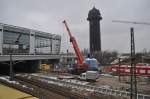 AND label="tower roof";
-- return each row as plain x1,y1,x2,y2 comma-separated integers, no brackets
87,7,102,20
